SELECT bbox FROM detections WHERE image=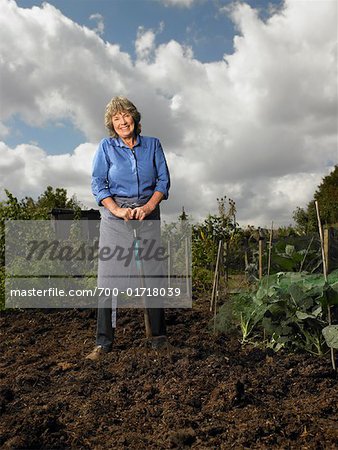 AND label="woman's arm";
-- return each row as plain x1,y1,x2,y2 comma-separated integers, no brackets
91,140,112,206
133,139,169,220
153,139,170,200
92,140,134,221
